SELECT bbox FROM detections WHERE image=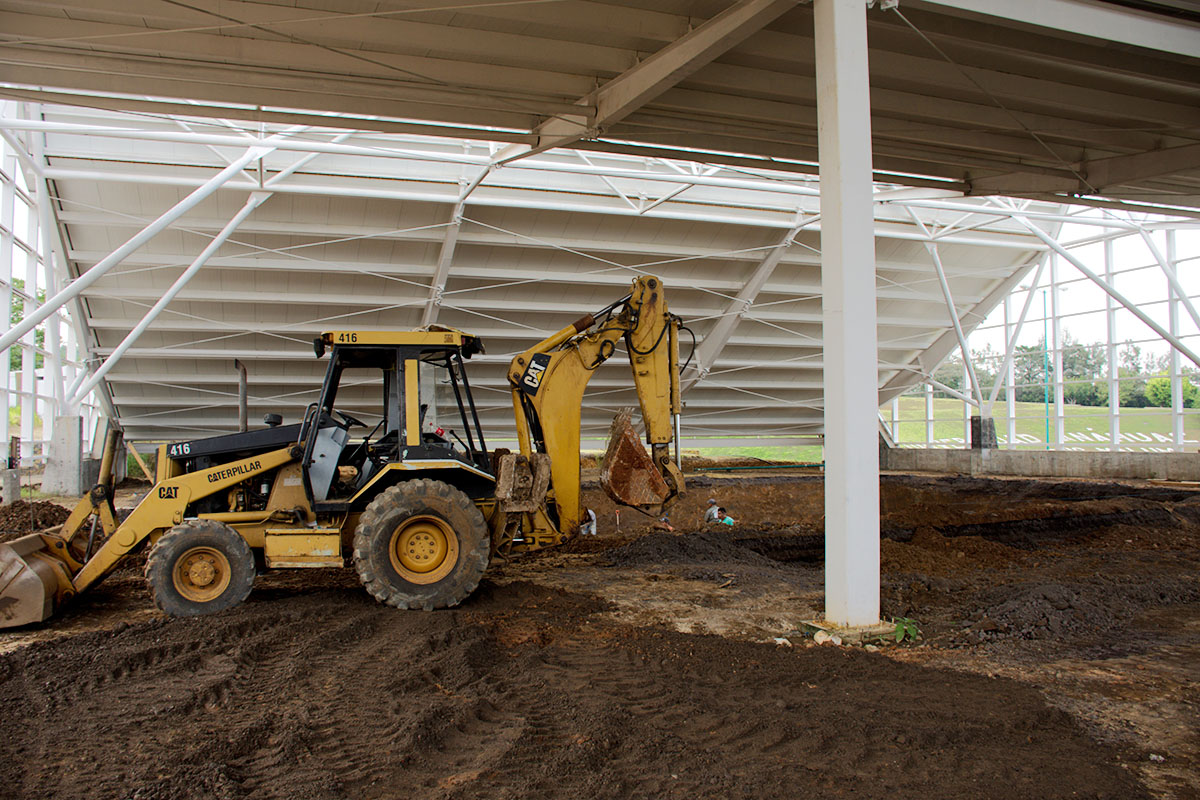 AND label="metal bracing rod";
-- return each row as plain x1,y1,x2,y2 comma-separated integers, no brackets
69,192,269,405
985,255,1049,413
927,242,984,407
0,138,290,356
1138,227,1200,334
641,166,721,215
421,165,491,327
65,366,88,401
683,212,820,389
926,378,979,407
1014,216,1200,370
